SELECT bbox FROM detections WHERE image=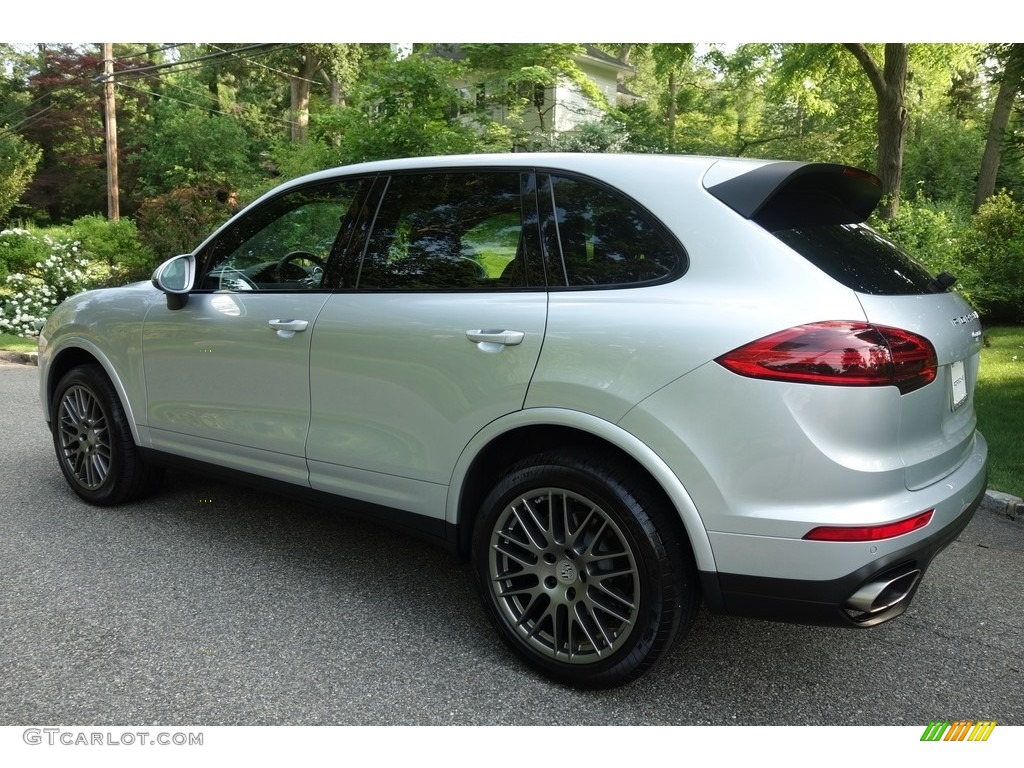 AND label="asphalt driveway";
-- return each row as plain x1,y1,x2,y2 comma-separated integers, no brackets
2,361,1021,725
